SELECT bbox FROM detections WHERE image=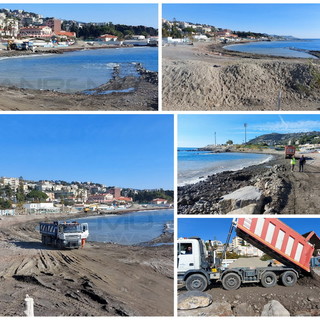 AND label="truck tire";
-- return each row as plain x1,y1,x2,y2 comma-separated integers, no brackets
222,273,241,290
185,274,208,292
261,271,277,288
281,271,297,287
